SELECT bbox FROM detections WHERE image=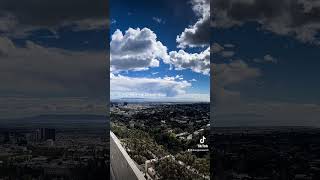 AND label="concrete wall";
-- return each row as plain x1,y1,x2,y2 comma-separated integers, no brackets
110,131,145,180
